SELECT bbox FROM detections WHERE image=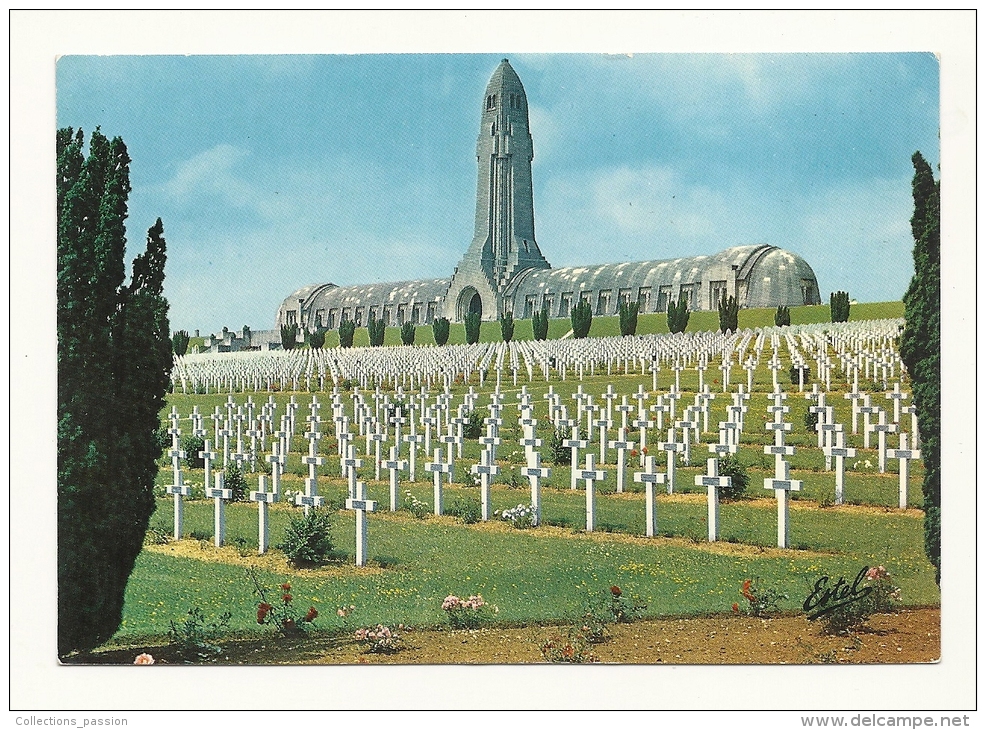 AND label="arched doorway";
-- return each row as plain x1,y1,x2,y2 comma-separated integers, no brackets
456,286,484,321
